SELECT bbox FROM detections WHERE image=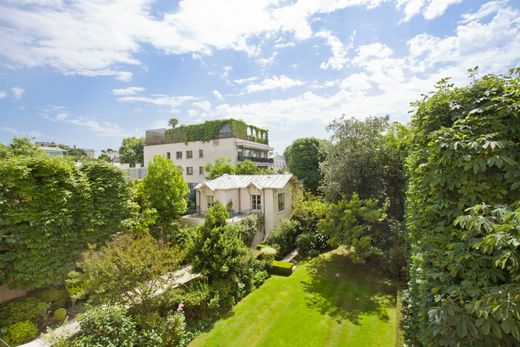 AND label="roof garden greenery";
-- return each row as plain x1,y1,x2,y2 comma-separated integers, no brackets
164,119,269,145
